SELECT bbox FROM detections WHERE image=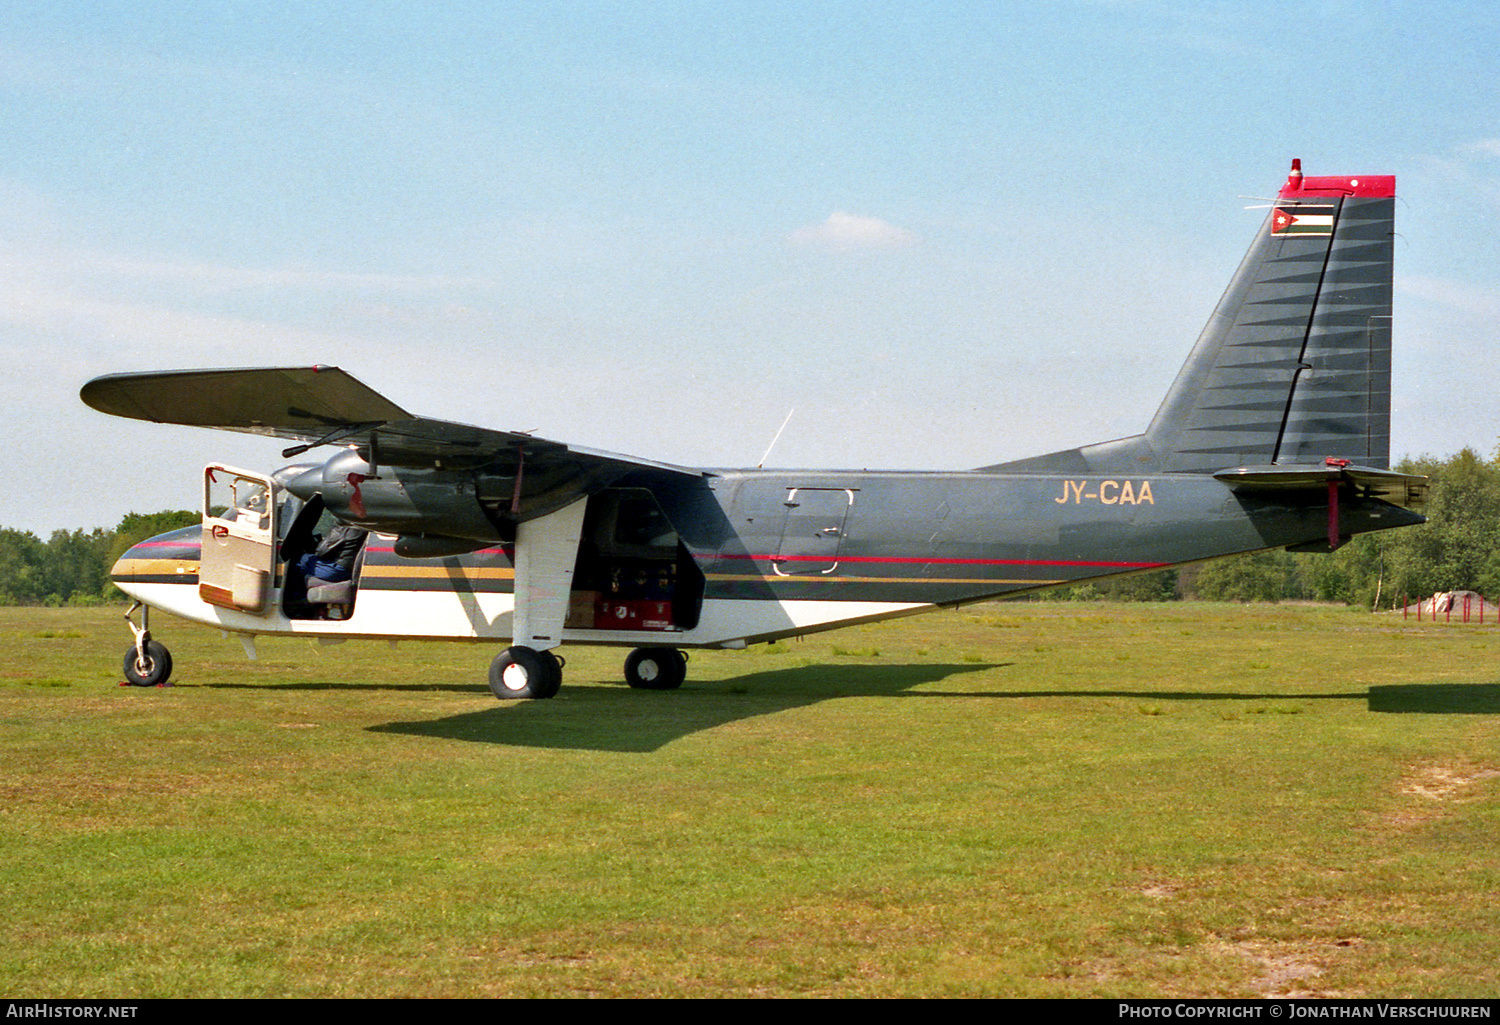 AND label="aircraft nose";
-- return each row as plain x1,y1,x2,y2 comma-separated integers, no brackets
110,526,203,588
